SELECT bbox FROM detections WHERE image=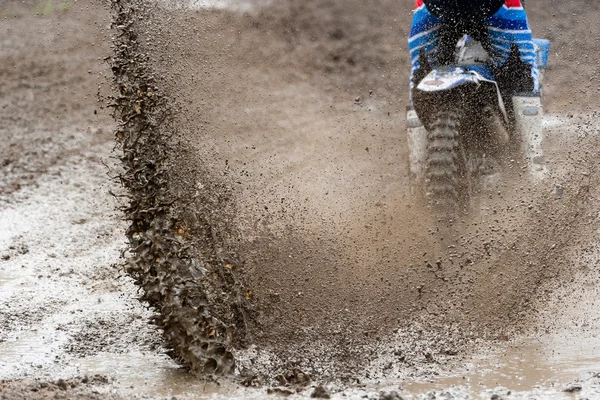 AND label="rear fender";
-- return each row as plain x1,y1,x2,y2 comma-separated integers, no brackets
416,69,508,123
416,68,479,92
